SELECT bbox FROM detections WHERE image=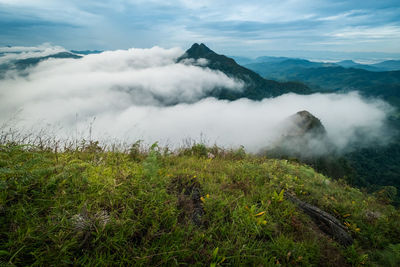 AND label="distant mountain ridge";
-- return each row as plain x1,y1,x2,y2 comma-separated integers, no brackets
335,60,381,71
71,50,103,55
244,58,400,105
372,60,400,71
234,55,400,72
14,52,82,70
178,43,312,100
0,52,82,78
